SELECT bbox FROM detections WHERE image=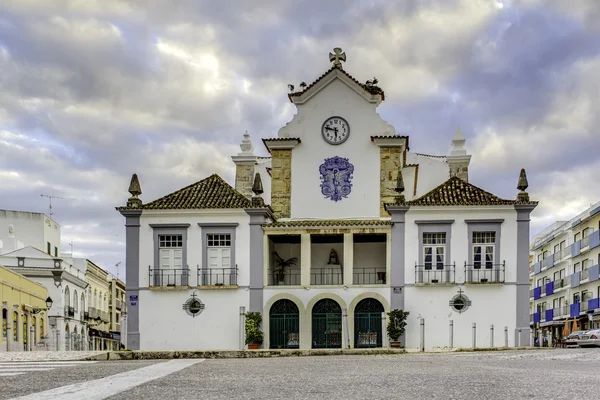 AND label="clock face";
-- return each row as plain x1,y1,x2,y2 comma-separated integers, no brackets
321,116,350,145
